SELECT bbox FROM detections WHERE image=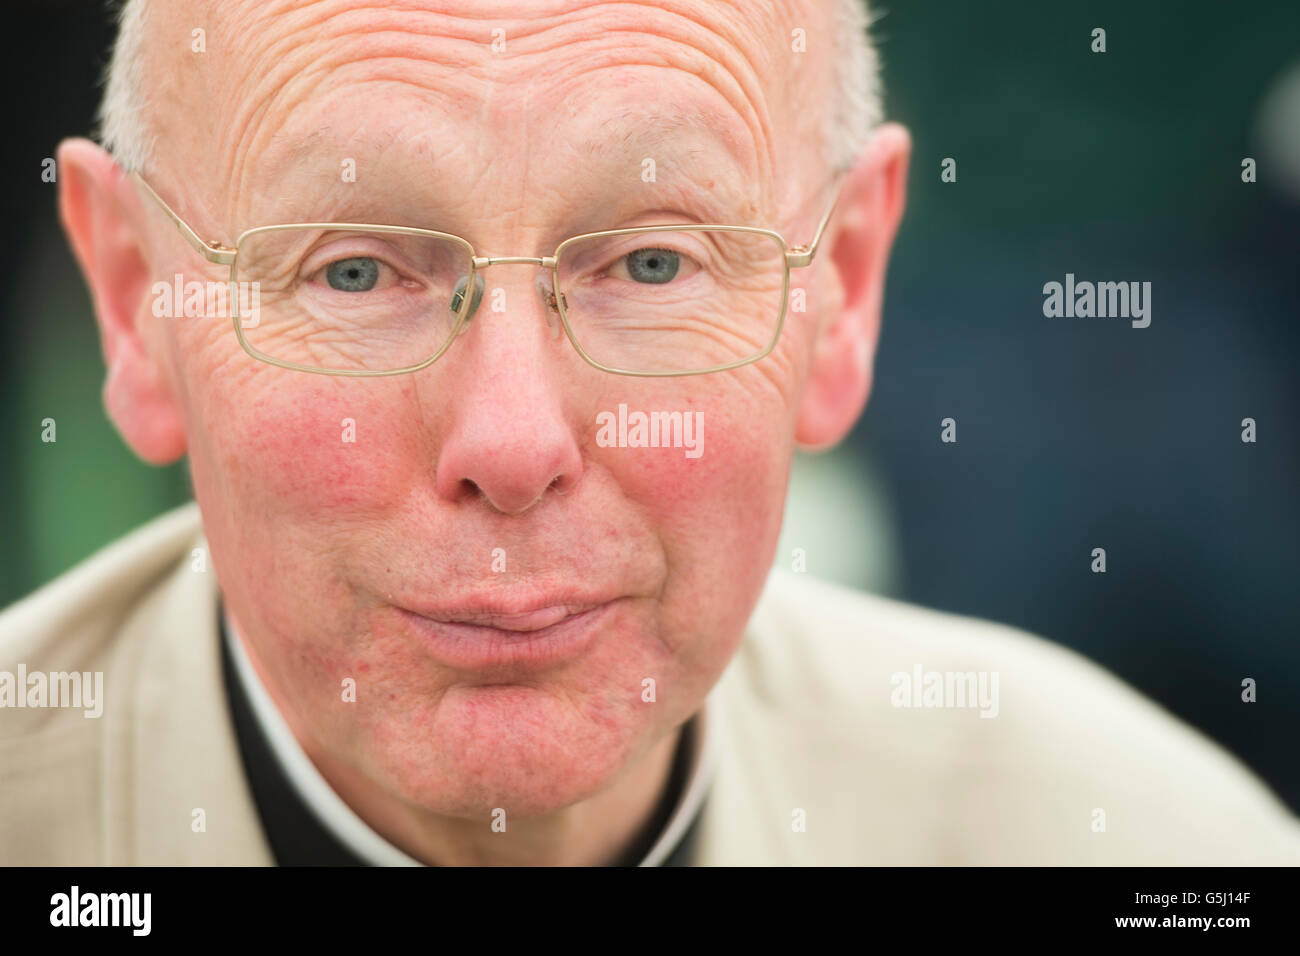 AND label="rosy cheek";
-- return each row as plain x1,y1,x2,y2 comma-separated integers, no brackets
593,397,789,557
212,381,419,519
589,405,782,677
